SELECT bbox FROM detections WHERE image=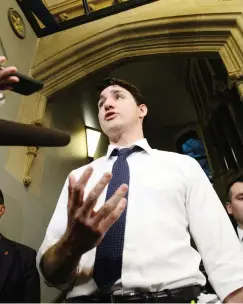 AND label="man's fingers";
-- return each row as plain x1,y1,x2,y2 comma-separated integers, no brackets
0,77,19,91
0,66,18,79
68,174,77,210
91,184,128,227
81,172,112,217
77,166,94,186
99,198,127,232
0,61,19,91
0,67,19,90
3,86,12,90
73,166,94,207
7,75,19,83
0,56,6,65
